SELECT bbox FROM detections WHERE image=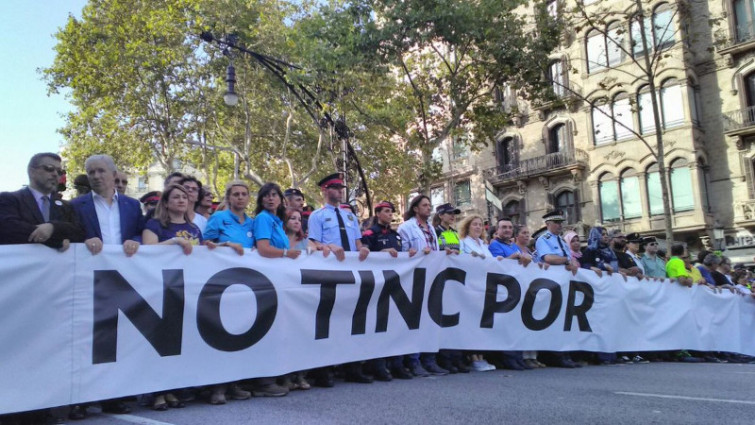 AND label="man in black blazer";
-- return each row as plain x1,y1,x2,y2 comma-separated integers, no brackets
0,152,83,248
0,152,84,423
